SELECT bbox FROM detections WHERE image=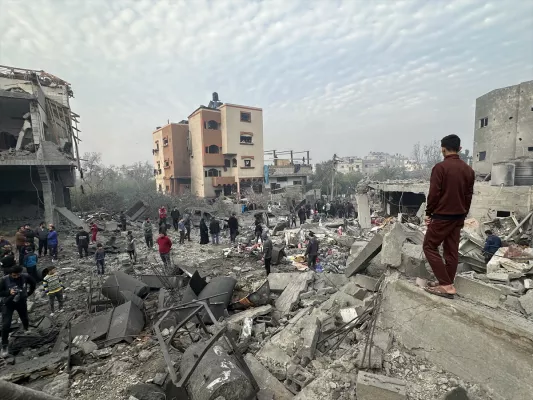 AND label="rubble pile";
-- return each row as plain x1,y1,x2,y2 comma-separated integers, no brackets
1,197,527,400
